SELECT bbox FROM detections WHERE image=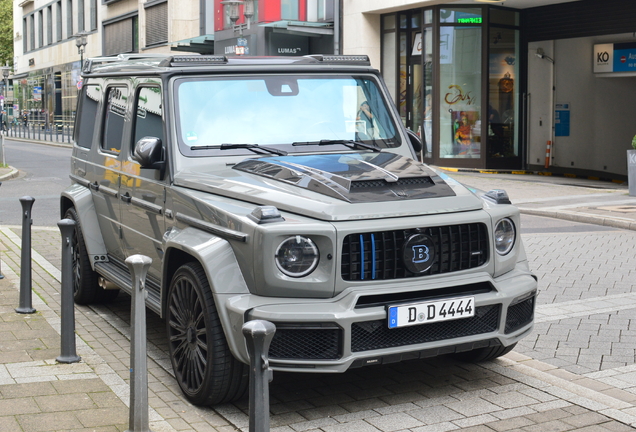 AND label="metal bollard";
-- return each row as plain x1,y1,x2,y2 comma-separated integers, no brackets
16,196,36,314
56,219,81,363
242,320,276,432
125,254,153,432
